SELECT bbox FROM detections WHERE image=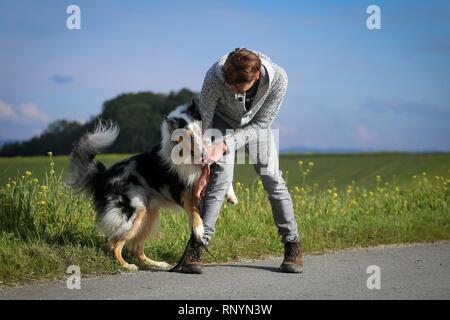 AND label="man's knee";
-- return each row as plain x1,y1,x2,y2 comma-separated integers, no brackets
260,171,292,198
202,163,234,200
